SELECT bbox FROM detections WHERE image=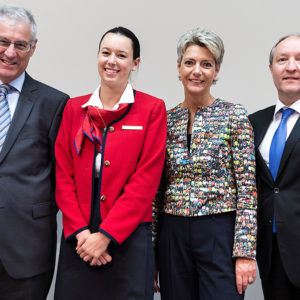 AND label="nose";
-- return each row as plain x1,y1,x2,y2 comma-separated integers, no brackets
286,58,297,72
193,63,202,76
107,53,116,65
4,43,17,58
